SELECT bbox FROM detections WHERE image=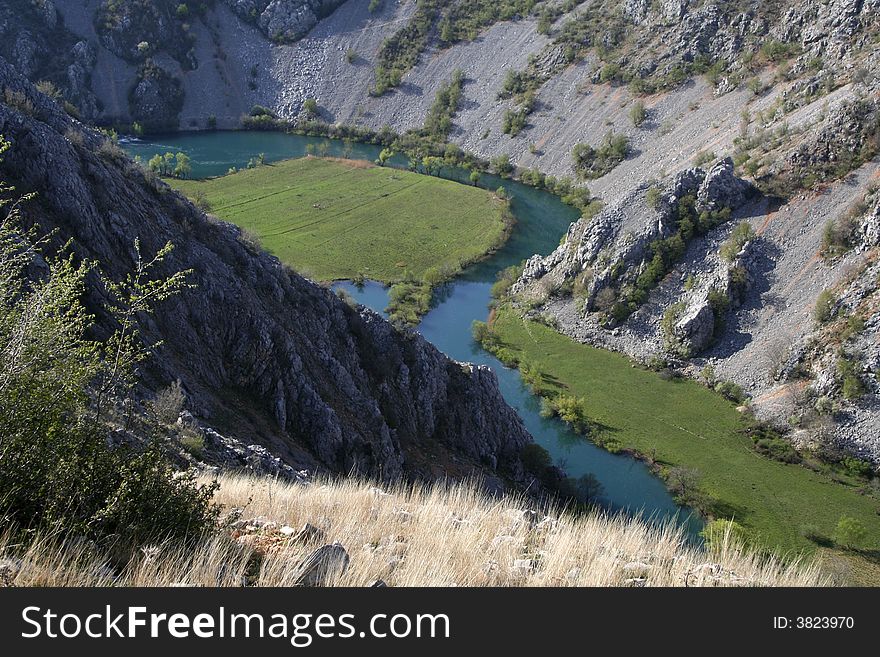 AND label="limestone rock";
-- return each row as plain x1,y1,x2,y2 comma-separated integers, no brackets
291,542,350,586
696,158,751,213
674,302,716,354
226,0,347,42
